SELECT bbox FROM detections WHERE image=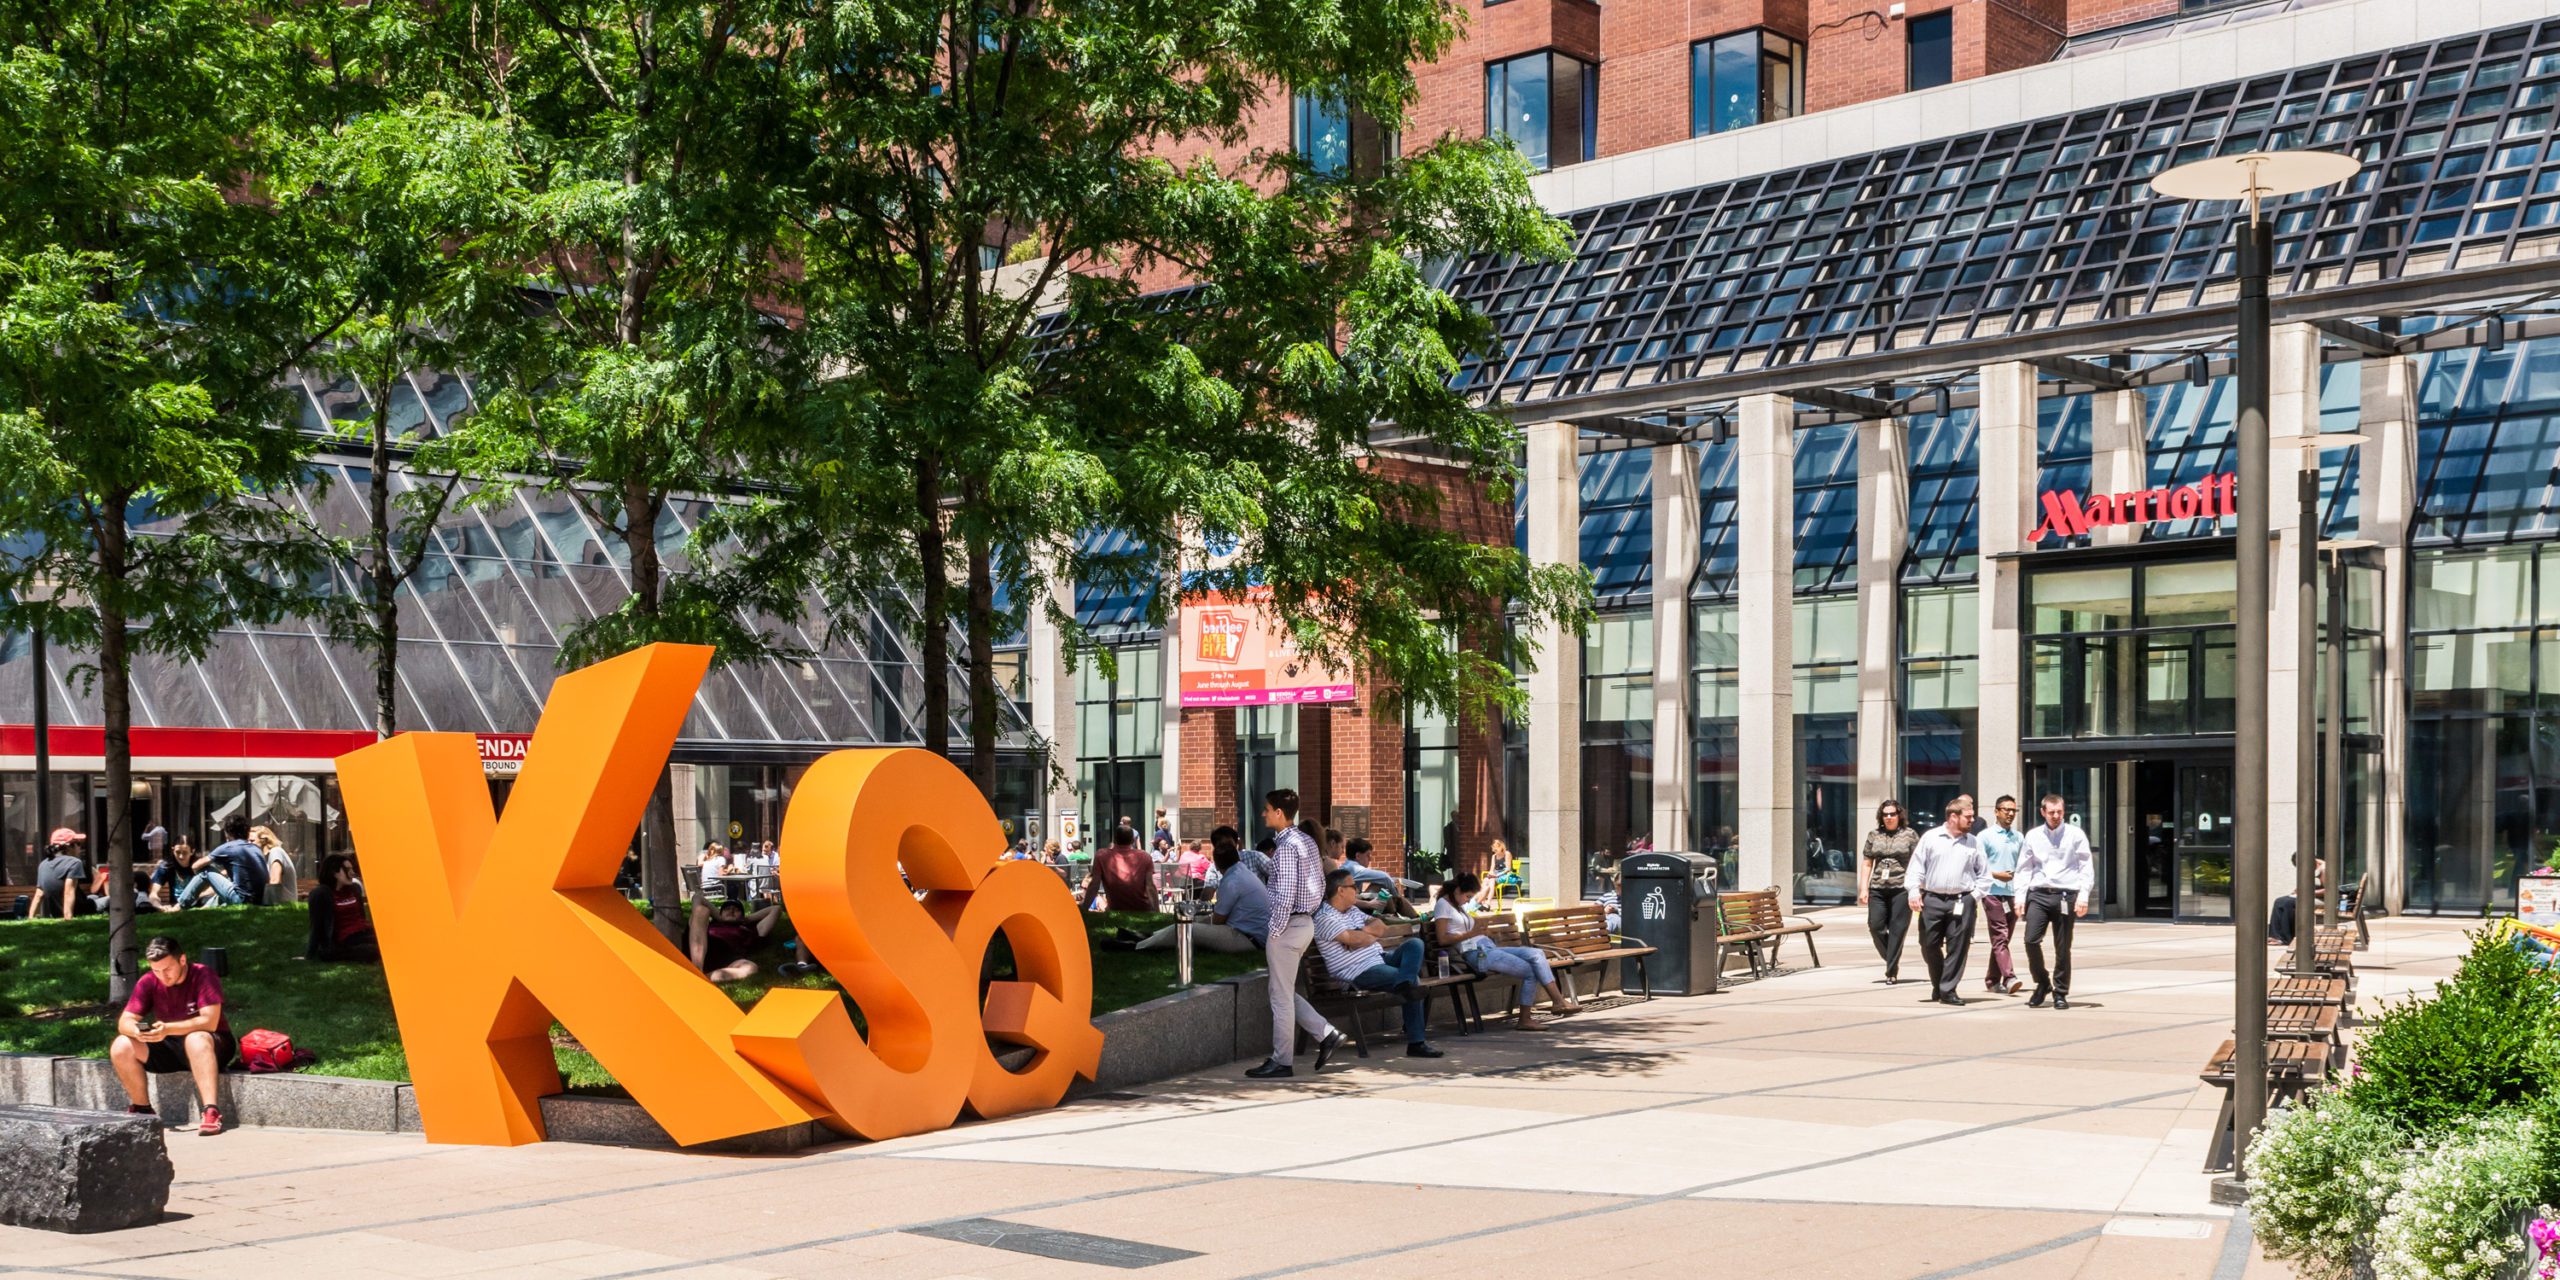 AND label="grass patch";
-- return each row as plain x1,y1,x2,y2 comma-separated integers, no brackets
0,905,1262,1090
